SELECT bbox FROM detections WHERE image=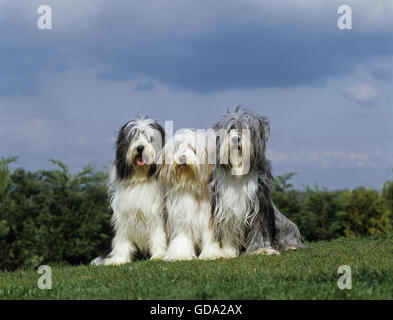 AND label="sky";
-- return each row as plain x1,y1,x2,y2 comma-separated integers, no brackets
0,0,392,190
